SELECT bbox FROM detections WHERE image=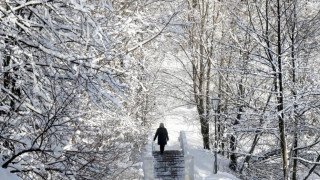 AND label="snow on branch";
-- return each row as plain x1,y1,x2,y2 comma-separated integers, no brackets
128,12,178,53
295,157,320,165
